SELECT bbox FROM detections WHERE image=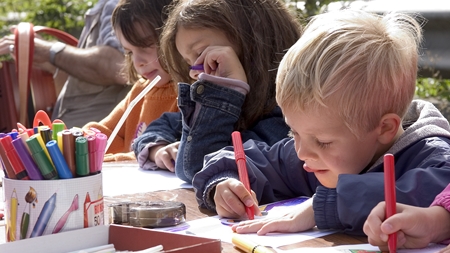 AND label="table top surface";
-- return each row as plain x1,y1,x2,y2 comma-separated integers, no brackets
0,161,369,252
